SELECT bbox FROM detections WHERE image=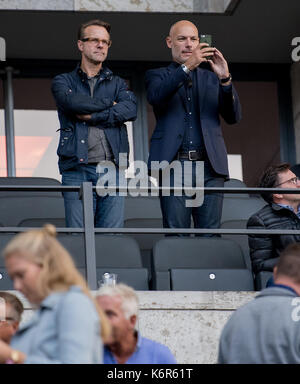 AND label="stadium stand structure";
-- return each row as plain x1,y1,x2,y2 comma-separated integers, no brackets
0,177,272,291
